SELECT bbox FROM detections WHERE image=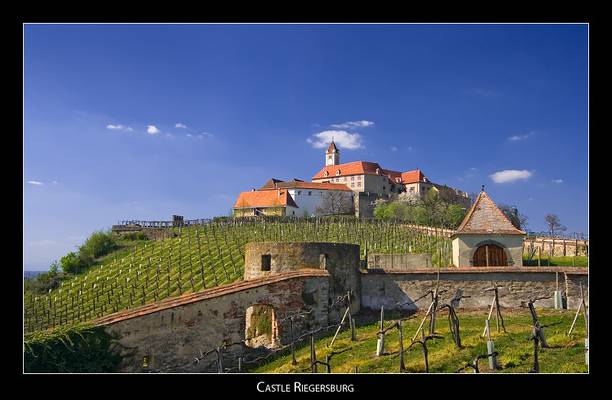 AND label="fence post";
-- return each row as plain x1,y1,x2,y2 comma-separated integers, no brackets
347,291,355,341
217,347,224,373
398,321,405,372
485,320,498,370
289,317,297,365
376,306,385,356
310,334,317,373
